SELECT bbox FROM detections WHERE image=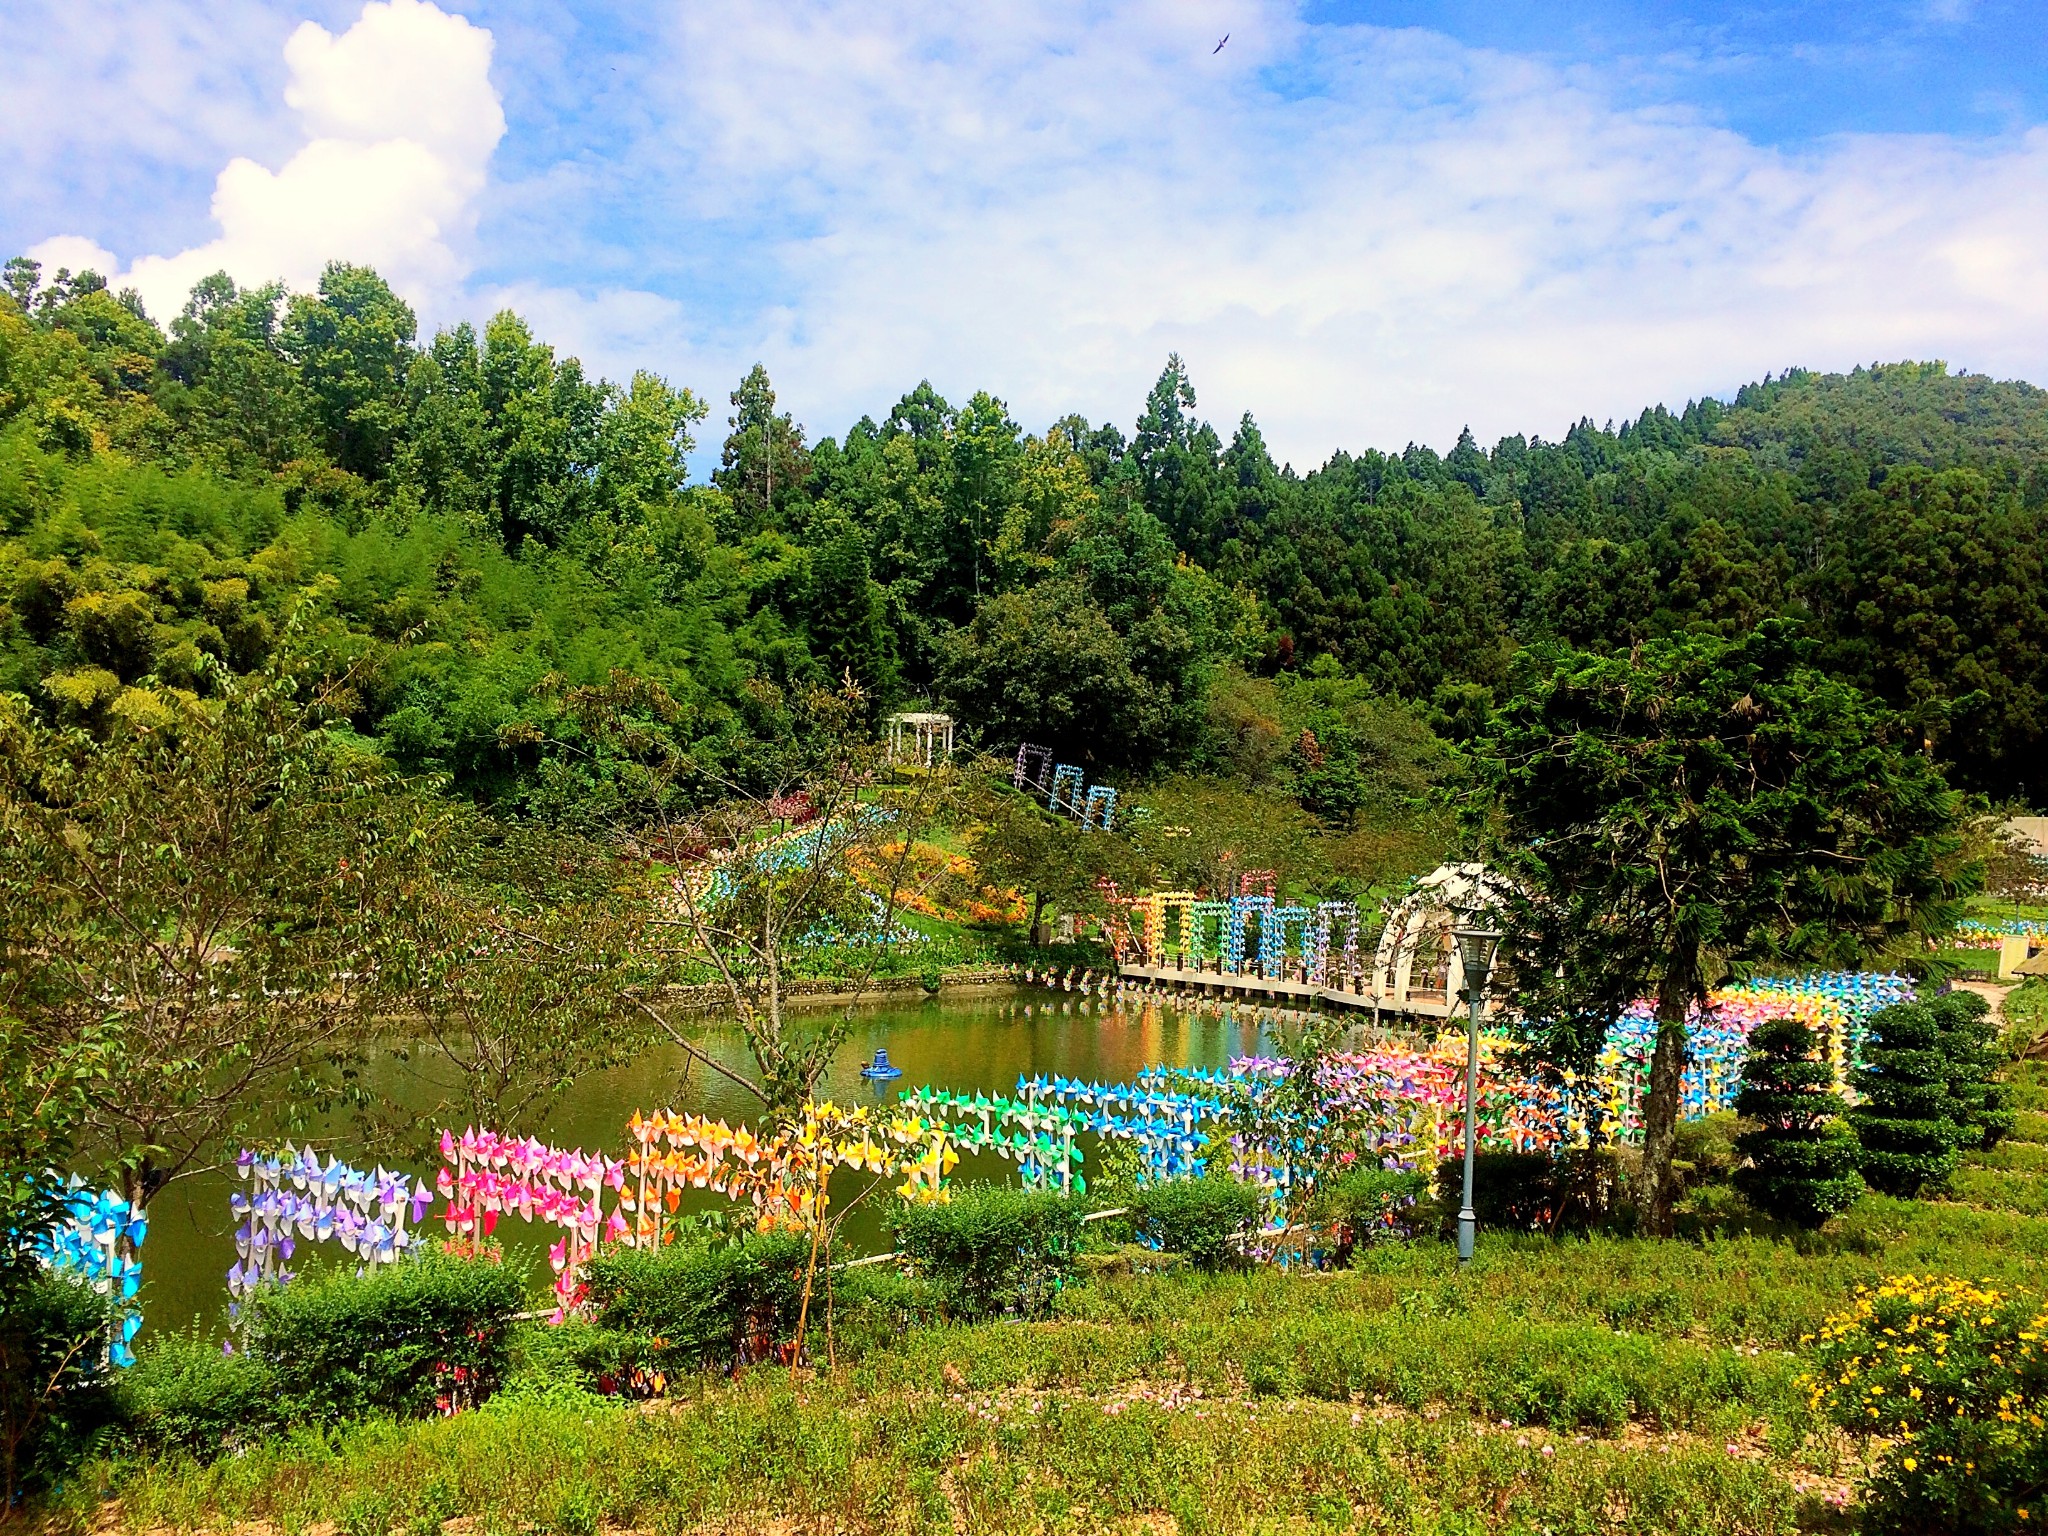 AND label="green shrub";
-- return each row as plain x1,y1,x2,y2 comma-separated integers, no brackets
1431,1150,1625,1233
1436,1150,1556,1231
826,1264,947,1358
120,1330,276,1456
1938,988,2014,1150
1126,1176,1264,1270
1853,1000,1968,1196
1316,1166,1430,1249
1670,1111,1741,1191
893,1185,1081,1319
0,1271,120,1503
1804,1273,2048,1535
1732,1017,1864,1229
582,1231,811,1376
248,1249,524,1424
492,1319,619,1408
